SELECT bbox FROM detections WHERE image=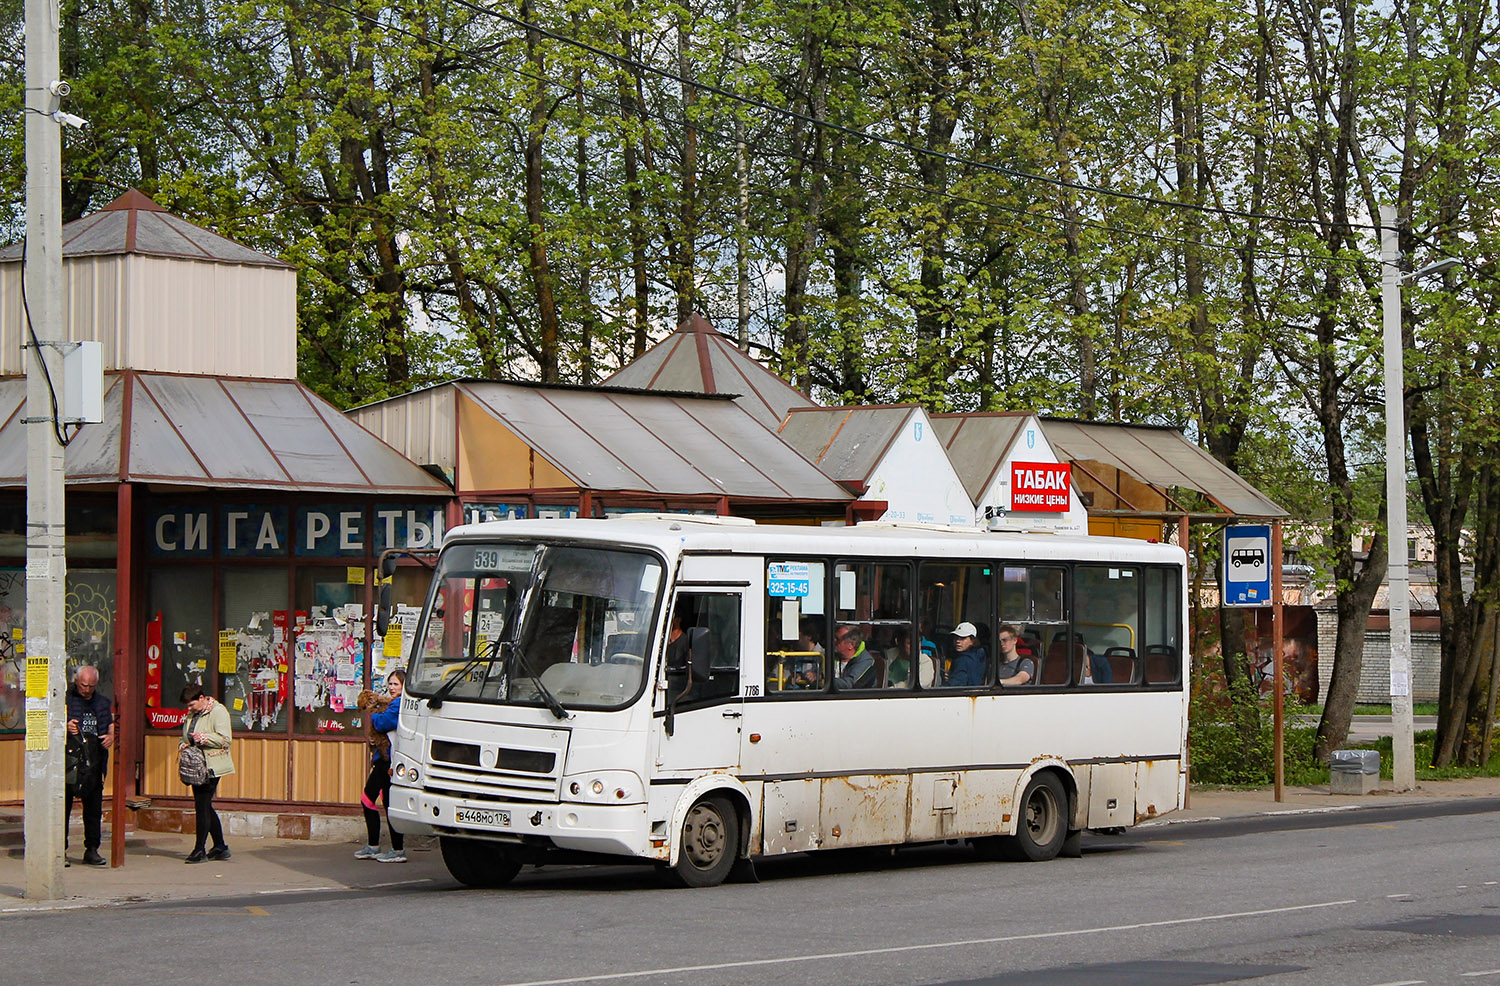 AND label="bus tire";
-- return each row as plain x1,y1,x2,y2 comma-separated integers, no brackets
665,795,739,888
1001,772,1069,862
440,836,522,888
